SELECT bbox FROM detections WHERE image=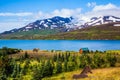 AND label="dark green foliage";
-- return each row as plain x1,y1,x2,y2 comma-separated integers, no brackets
24,51,29,59
33,64,44,80
0,52,14,80
0,47,20,55
33,60,54,80
53,54,57,61
11,63,21,78
63,60,68,72
0,72,7,80
67,61,75,71
106,53,117,67
43,60,53,77
55,61,62,74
